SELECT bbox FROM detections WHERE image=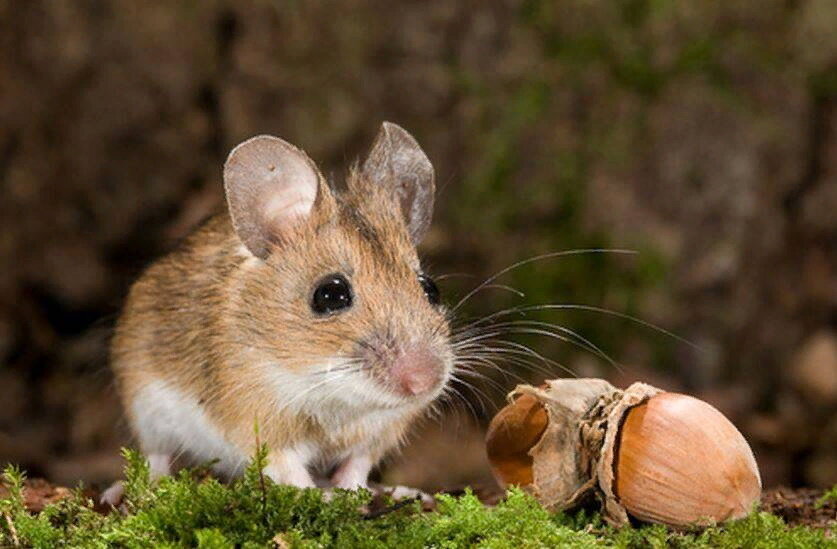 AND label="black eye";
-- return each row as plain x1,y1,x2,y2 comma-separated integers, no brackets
418,274,440,305
311,274,353,315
